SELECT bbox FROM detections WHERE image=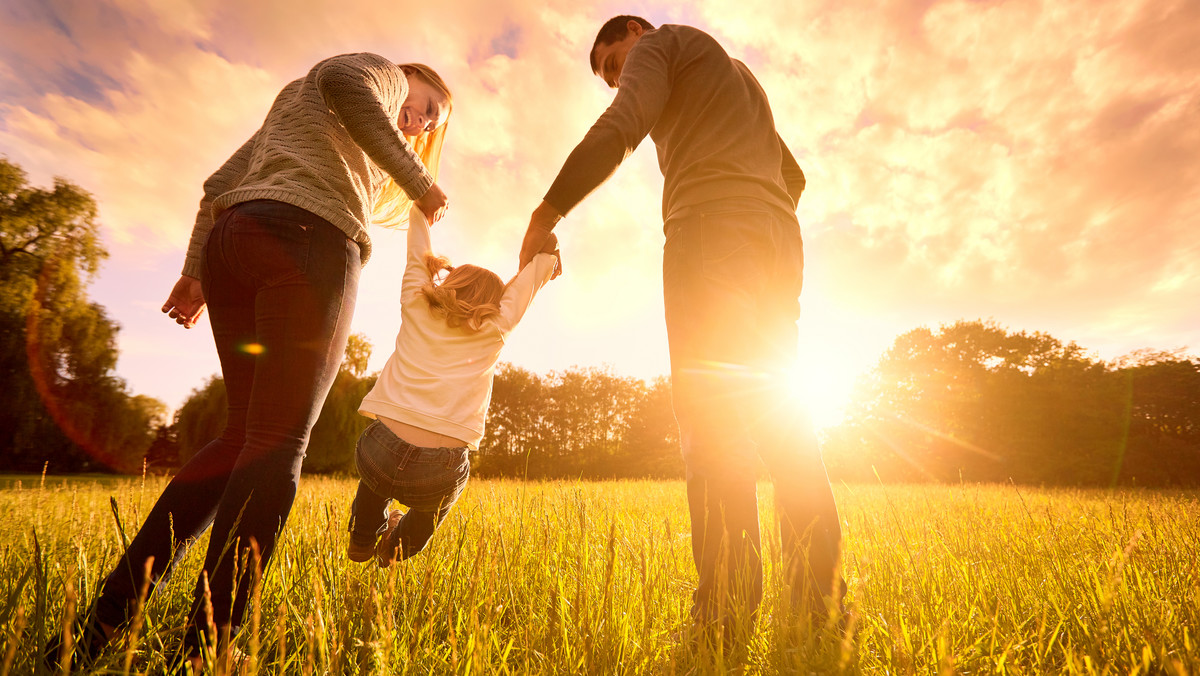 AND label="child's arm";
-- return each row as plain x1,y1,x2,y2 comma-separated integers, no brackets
496,240,559,334
400,205,433,302
540,232,563,279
